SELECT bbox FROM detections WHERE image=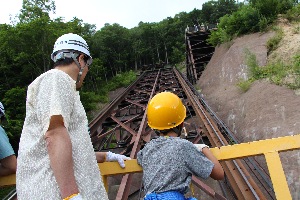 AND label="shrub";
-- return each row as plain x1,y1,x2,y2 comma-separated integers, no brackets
106,70,137,90
237,79,253,92
207,27,232,46
266,27,284,53
265,62,289,85
285,3,300,21
244,49,262,79
259,16,269,32
287,54,300,89
249,0,295,19
207,5,261,46
293,54,300,74
80,91,107,112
